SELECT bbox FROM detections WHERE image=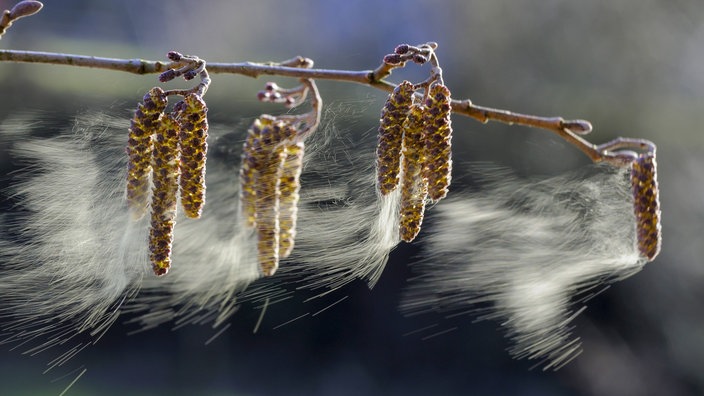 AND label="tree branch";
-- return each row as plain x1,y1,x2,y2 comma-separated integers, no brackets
0,48,604,161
